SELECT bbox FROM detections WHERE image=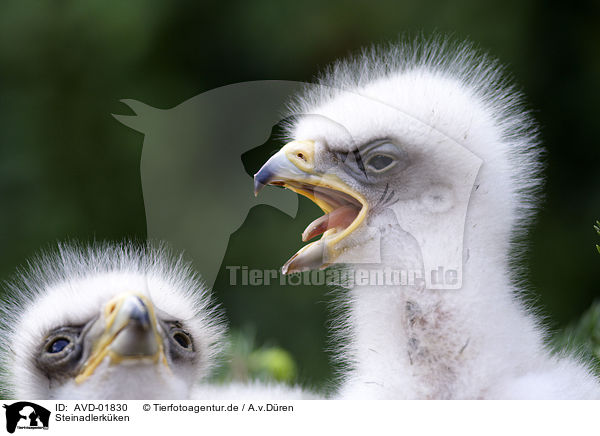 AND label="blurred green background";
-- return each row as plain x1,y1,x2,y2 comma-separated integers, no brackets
0,1,599,391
